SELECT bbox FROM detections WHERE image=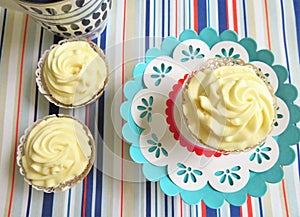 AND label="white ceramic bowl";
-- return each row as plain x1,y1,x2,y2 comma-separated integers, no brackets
15,0,112,39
